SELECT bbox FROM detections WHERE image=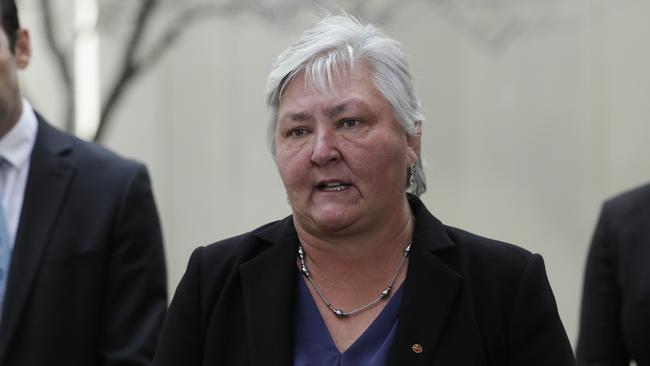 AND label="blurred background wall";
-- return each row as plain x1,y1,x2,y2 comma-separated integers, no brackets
16,0,650,348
